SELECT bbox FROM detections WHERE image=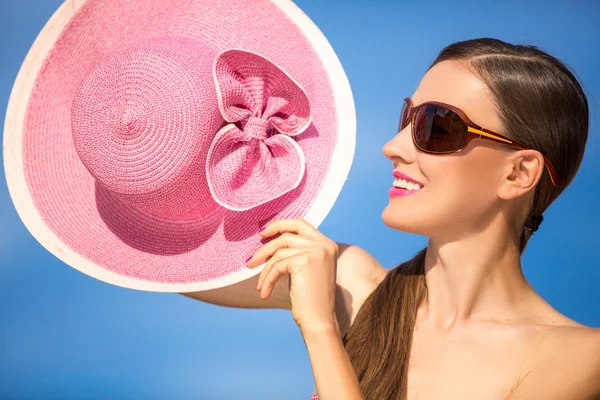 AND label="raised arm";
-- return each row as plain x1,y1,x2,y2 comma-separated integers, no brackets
181,243,387,332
